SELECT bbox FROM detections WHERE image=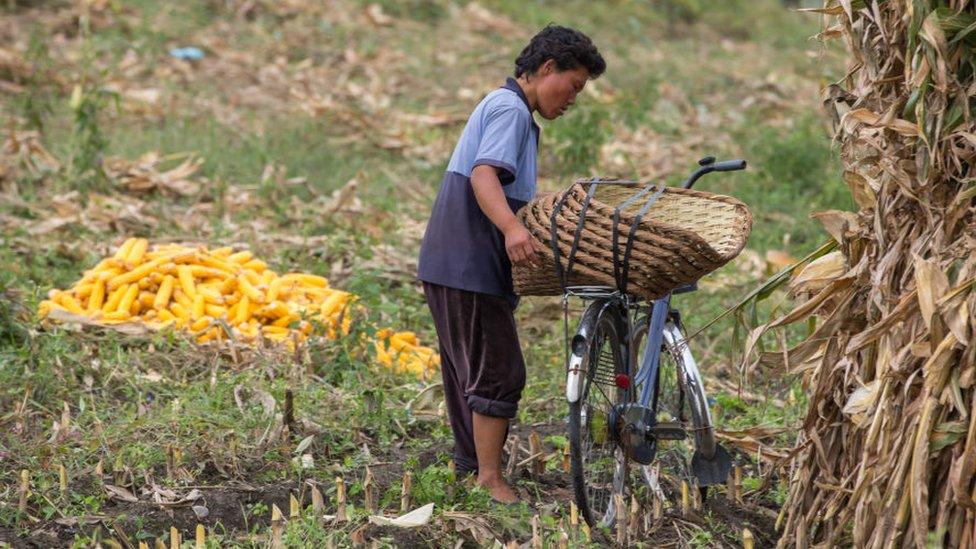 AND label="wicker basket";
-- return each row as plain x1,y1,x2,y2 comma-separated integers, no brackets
513,181,752,300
